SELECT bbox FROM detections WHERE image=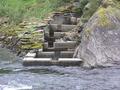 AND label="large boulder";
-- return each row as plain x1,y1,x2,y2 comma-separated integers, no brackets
74,1,120,68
